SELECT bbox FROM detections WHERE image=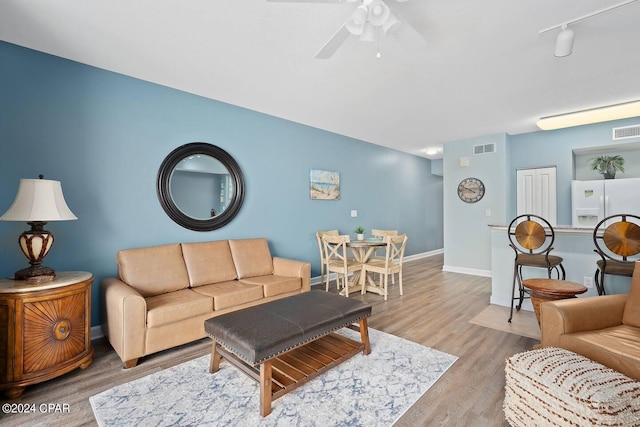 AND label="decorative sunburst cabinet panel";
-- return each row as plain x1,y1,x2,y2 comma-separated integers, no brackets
0,272,94,398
